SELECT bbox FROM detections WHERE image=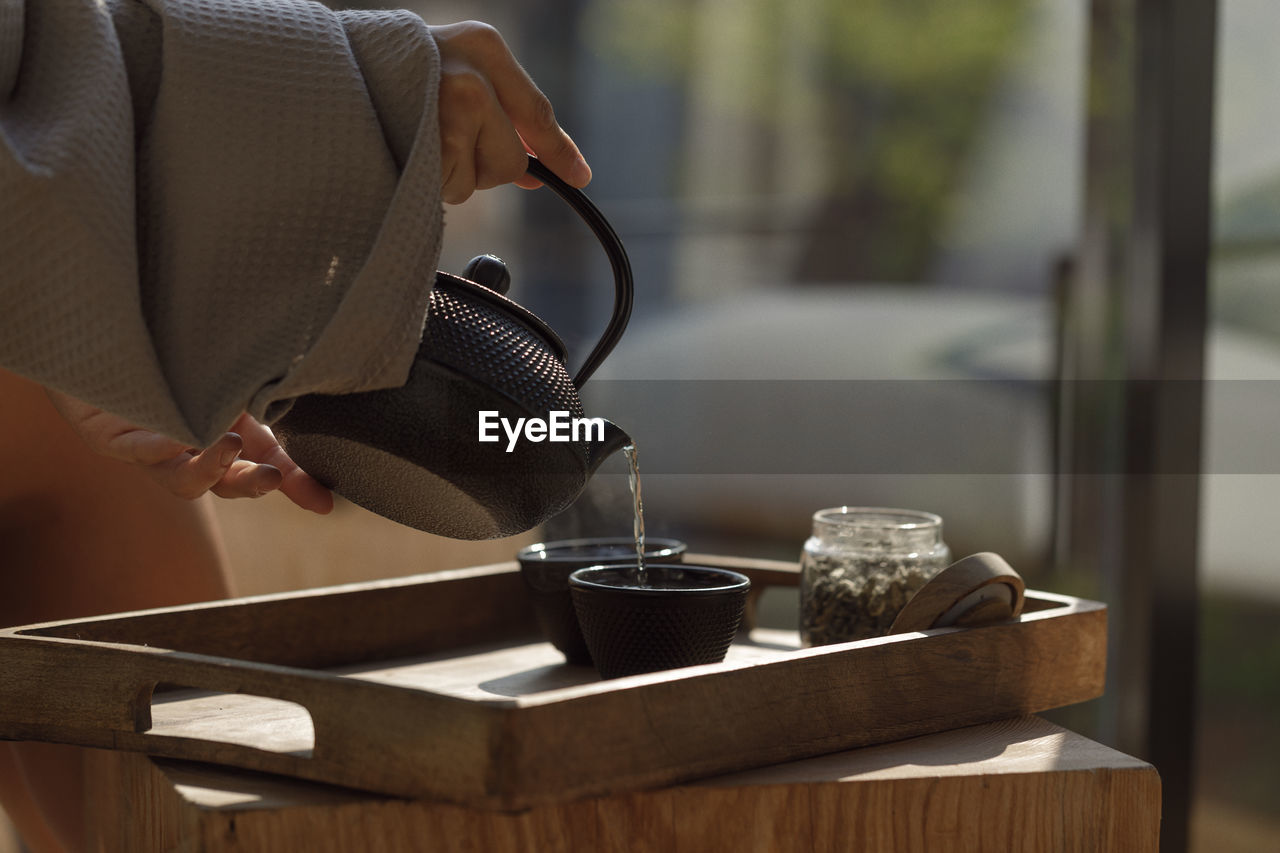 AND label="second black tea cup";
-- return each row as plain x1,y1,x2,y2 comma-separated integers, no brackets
518,537,686,665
